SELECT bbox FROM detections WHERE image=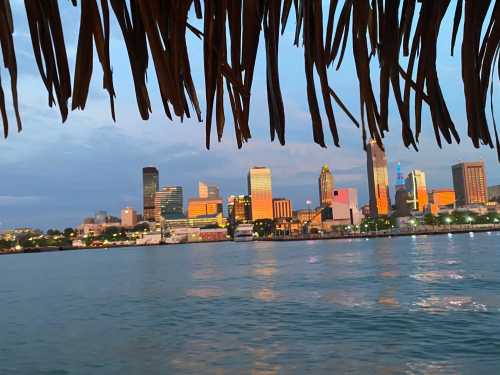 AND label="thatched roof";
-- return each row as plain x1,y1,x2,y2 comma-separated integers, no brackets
0,1,499,160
